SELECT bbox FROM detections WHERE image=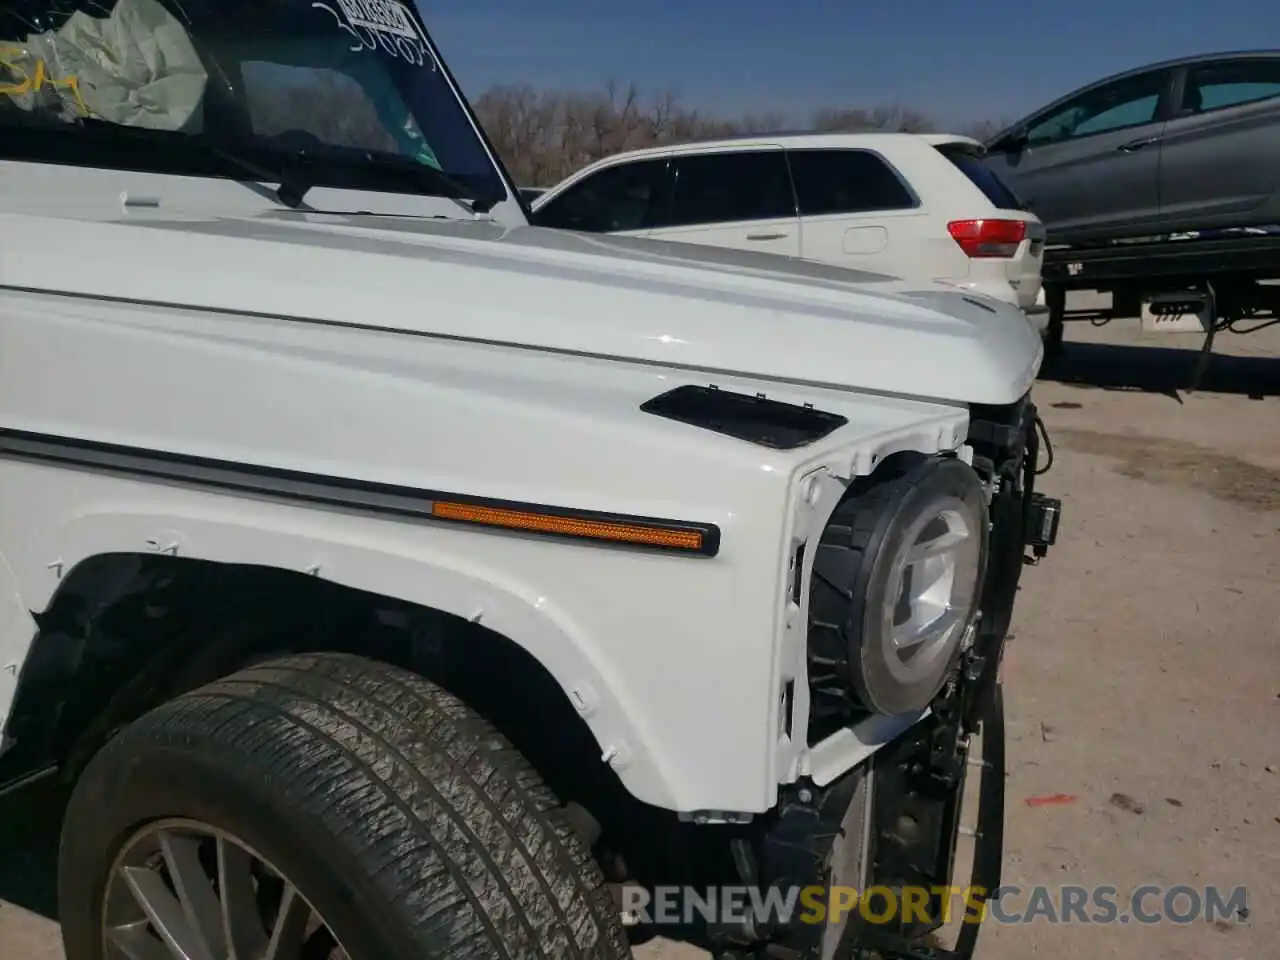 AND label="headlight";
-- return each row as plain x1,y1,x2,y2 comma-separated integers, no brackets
808,456,989,720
